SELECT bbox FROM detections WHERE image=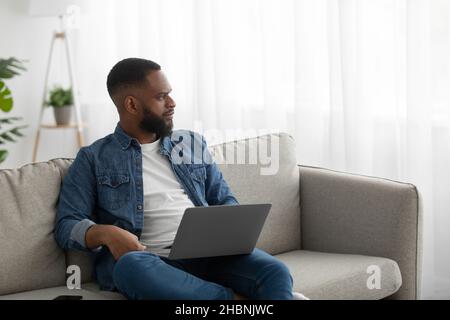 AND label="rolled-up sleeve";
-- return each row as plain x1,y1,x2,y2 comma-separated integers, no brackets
70,219,101,251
